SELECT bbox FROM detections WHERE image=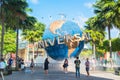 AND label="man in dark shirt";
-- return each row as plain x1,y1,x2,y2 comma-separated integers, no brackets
85,58,90,76
74,57,81,78
8,57,13,67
